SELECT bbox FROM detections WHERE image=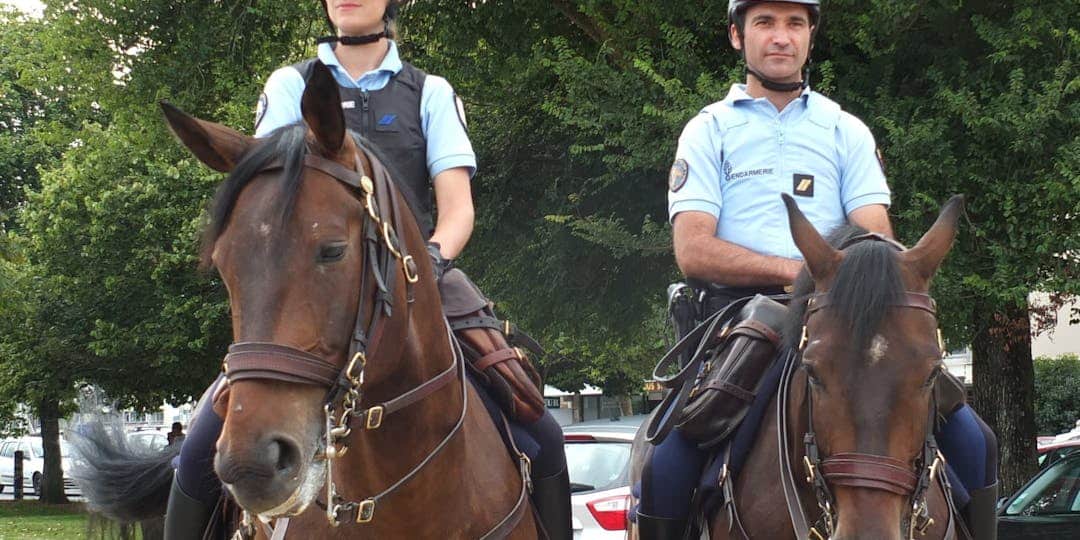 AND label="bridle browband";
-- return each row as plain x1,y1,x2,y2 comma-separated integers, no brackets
221,145,532,537
792,233,954,540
